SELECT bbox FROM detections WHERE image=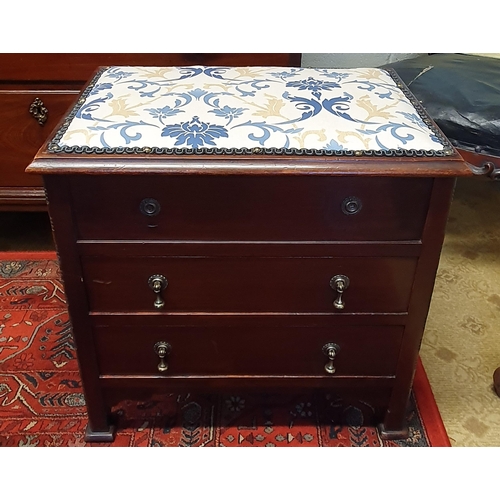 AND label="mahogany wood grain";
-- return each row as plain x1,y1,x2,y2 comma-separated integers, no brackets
0,91,79,186
70,175,433,242
29,154,472,178
1,53,301,82
40,170,464,442
43,175,115,440
42,173,462,440
82,254,418,314
100,375,395,391
89,312,408,328
94,324,403,376
0,188,47,210
78,241,422,258
378,177,456,439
